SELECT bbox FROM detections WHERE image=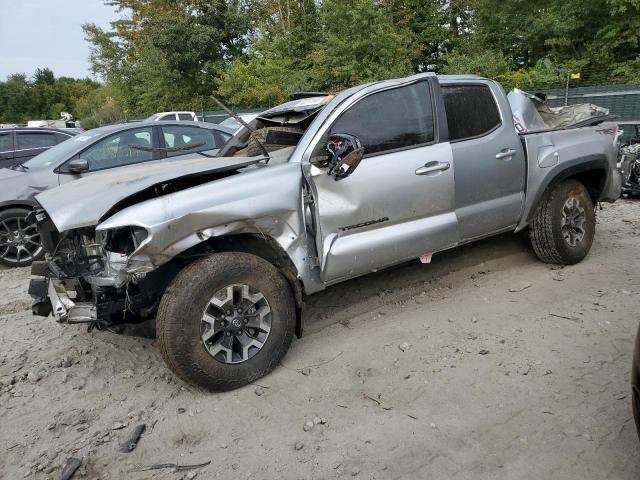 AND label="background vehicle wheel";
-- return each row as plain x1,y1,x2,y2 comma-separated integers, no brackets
529,179,596,265
0,208,43,268
156,252,296,391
